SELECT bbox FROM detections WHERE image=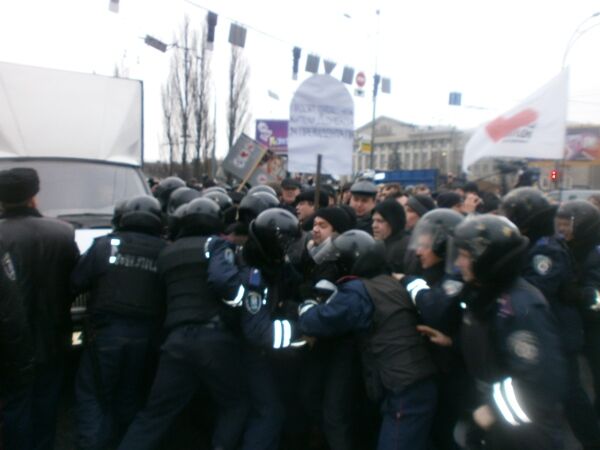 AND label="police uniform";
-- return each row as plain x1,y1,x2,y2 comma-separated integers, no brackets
461,278,566,449
116,234,249,450
70,228,167,449
522,236,600,447
238,262,306,450
576,244,600,418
